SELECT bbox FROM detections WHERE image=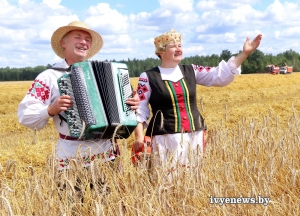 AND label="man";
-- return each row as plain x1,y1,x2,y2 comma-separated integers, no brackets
18,21,139,168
